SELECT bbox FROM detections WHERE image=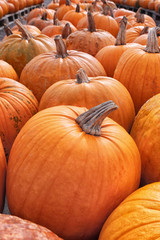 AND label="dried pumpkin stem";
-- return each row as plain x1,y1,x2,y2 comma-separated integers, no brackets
14,19,33,39
144,27,159,53
76,101,118,136
3,23,13,36
140,26,149,35
76,4,80,12
54,35,69,58
115,16,127,45
76,68,90,83
66,0,71,6
41,11,48,20
61,23,72,39
88,11,96,32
